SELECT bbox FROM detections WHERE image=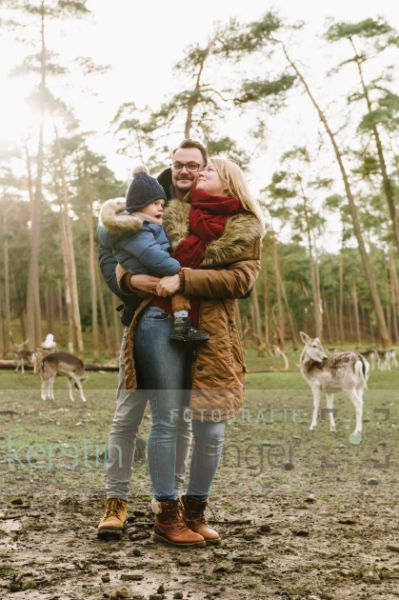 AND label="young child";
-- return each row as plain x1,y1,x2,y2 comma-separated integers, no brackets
98,167,209,343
